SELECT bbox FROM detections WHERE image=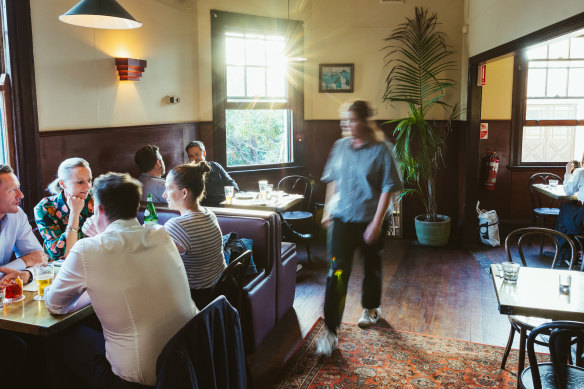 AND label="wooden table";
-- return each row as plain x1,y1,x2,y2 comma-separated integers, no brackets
490,264,584,321
532,183,578,201
221,192,303,213
0,289,94,336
